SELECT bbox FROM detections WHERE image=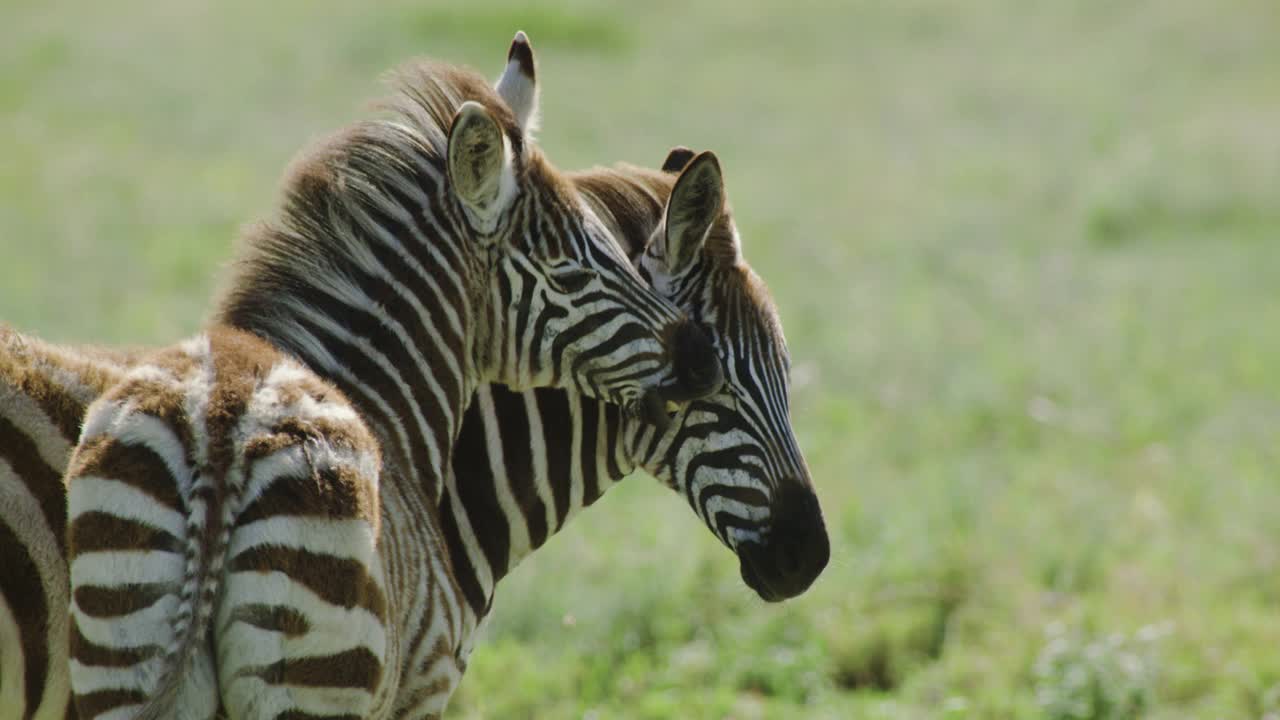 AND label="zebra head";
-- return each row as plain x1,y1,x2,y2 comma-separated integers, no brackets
629,149,829,601
444,31,723,429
